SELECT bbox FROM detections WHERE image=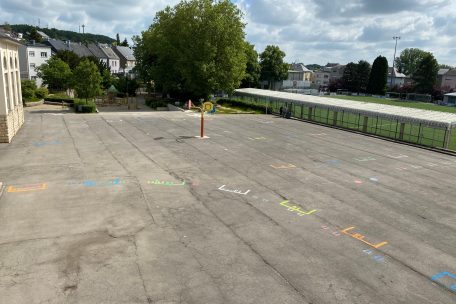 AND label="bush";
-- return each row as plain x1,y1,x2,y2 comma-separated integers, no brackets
35,87,48,99
216,98,271,114
145,98,169,108
21,79,37,99
44,95,75,104
74,99,97,113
